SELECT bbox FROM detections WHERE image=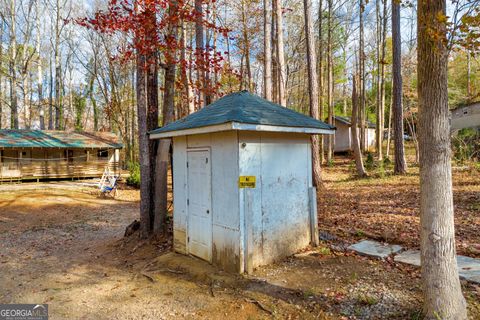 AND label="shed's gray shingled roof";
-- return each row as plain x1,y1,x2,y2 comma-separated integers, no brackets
150,91,335,135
